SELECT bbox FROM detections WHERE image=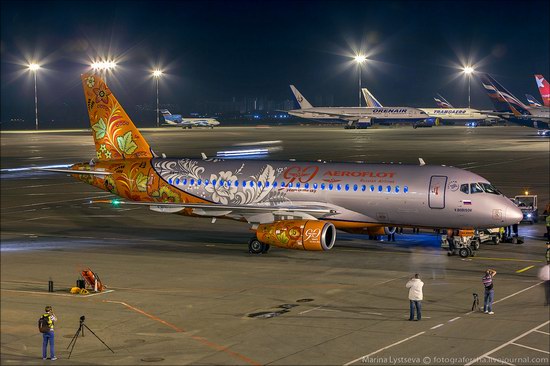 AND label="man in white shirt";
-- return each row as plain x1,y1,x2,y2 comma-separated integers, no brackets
406,274,424,321
539,264,550,306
